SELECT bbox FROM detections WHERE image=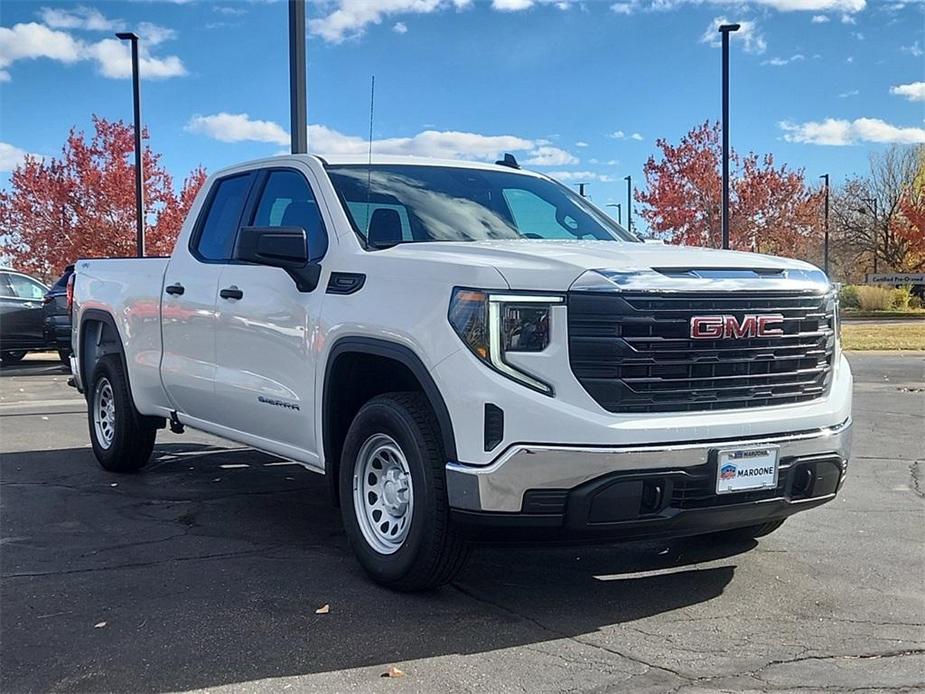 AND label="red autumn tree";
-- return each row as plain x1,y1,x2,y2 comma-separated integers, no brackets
637,121,823,262
0,116,206,281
